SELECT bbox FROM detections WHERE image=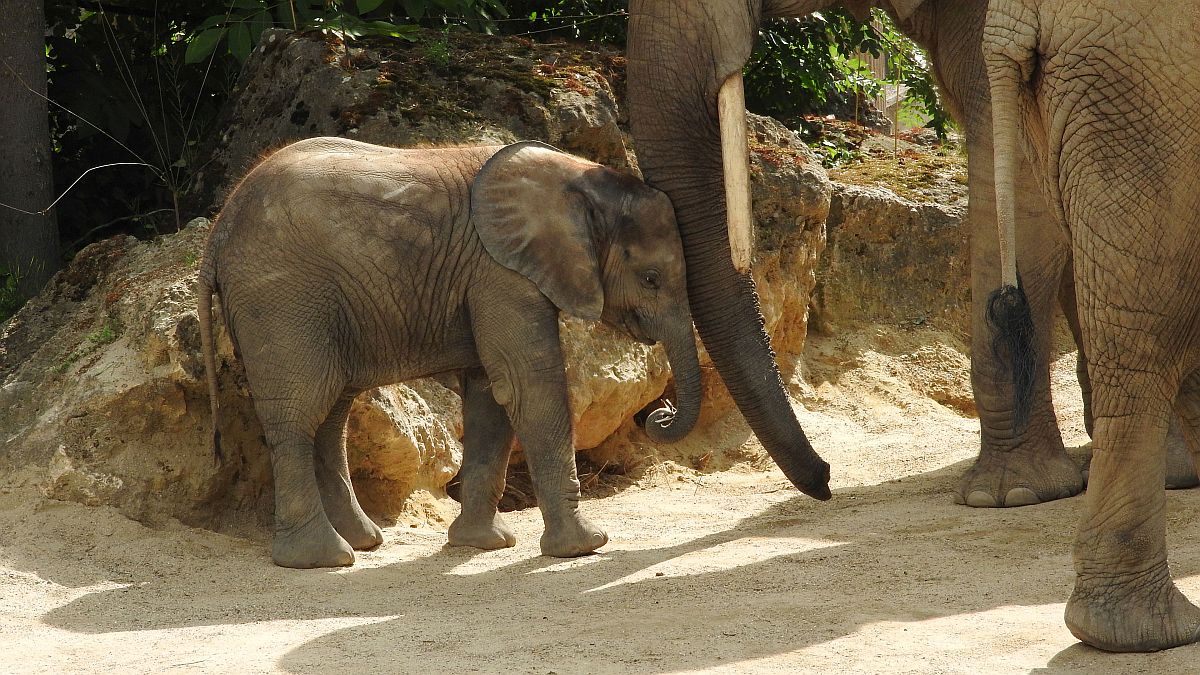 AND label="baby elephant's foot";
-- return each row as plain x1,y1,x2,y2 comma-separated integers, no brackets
447,512,517,550
328,506,384,551
272,513,355,569
540,513,607,558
